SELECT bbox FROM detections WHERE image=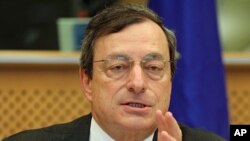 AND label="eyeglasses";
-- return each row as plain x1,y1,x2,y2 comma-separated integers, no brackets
94,54,172,80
